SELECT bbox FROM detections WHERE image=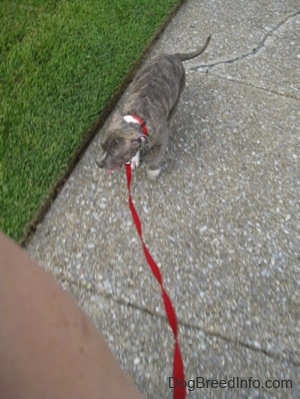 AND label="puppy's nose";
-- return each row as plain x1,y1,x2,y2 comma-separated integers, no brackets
96,159,105,168
96,152,107,168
